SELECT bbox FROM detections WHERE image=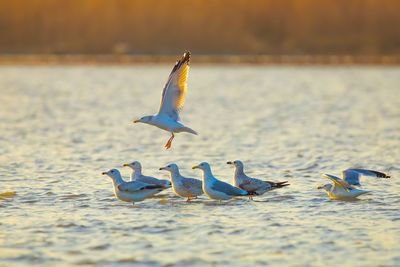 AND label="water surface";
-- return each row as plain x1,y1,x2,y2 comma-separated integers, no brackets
0,65,399,266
